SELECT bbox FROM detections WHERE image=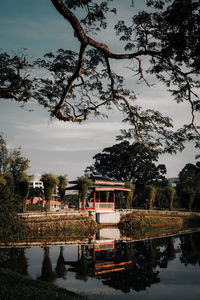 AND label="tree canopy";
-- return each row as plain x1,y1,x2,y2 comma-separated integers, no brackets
177,162,200,211
57,175,68,209
0,51,34,102
86,141,166,190
41,173,58,211
0,134,29,184
1,0,200,153
0,134,30,239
